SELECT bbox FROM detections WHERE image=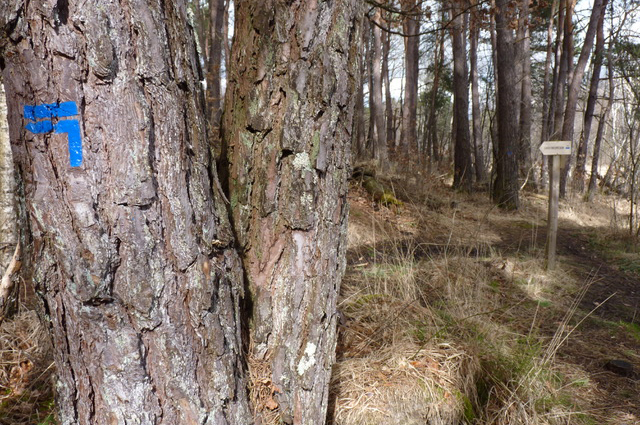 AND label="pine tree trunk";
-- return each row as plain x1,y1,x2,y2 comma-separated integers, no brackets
221,1,361,424
451,0,472,191
370,10,388,167
401,0,420,157
383,24,395,154
470,5,485,182
1,1,252,424
518,0,533,181
493,0,520,209
428,14,445,164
